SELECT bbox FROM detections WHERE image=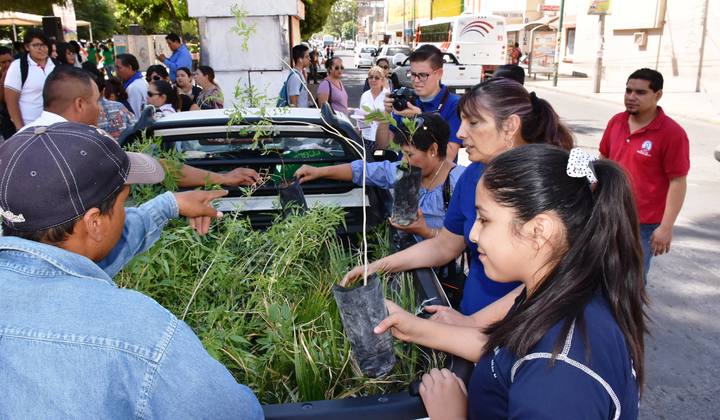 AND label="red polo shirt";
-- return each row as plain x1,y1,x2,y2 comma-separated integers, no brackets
599,107,690,224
